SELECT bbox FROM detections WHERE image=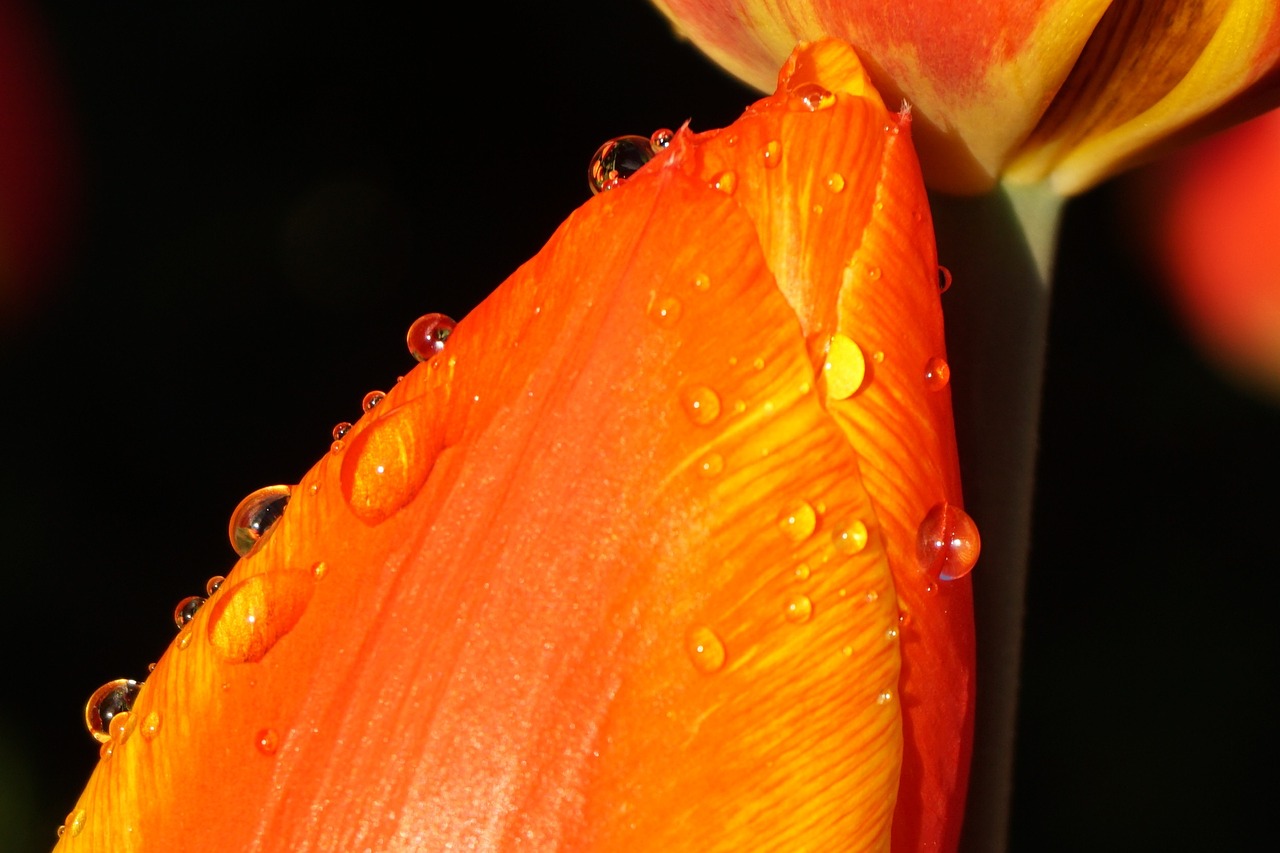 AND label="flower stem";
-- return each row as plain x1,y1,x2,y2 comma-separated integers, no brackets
928,182,1065,853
